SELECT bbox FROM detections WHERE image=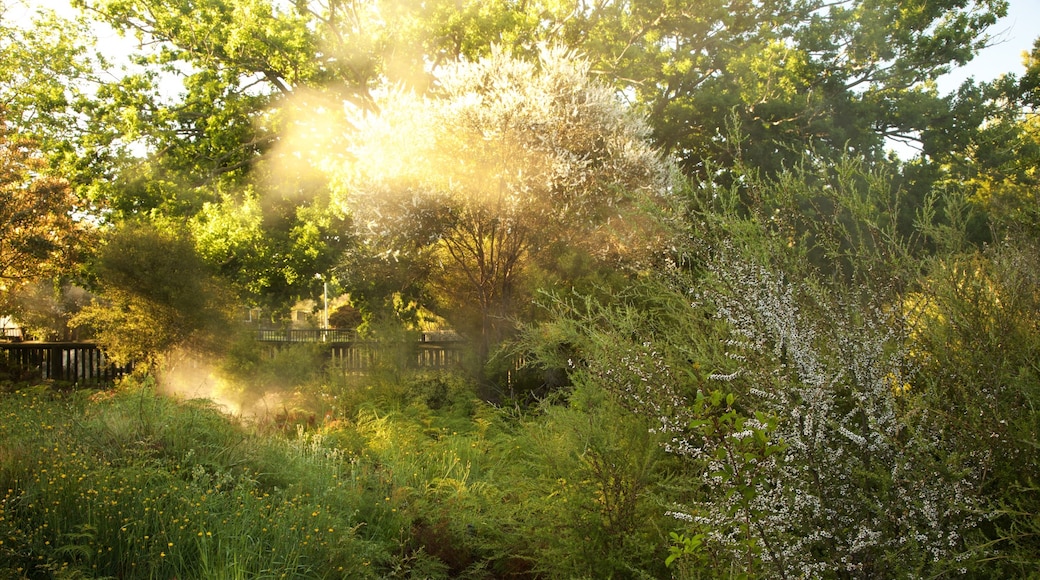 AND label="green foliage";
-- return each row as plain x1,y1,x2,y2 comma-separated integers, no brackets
904,235,1040,573
0,115,92,312
920,43,1040,241
331,45,671,372
508,150,1036,577
4,282,93,342
67,0,1015,185
497,0,1010,178
71,223,236,367
0,4,126,194
5,1,1040,576
509,383,674,578
0,358,688,578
